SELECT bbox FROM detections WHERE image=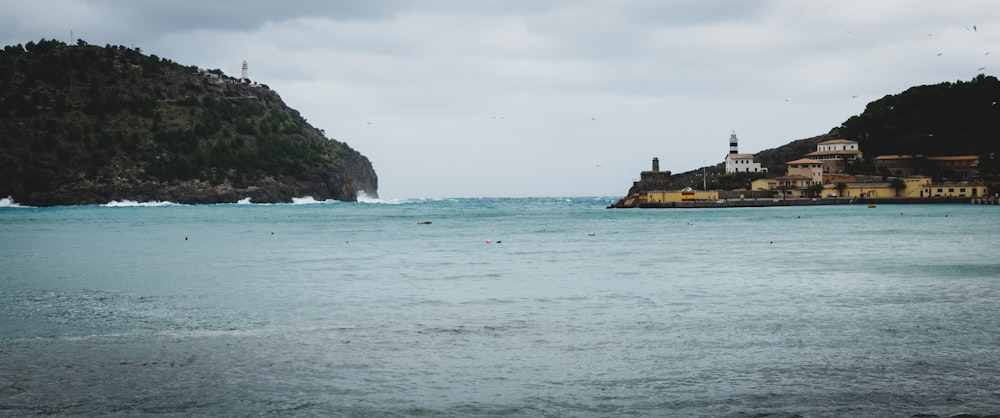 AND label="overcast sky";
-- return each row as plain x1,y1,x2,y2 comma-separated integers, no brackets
2,1,998,198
